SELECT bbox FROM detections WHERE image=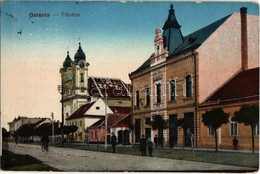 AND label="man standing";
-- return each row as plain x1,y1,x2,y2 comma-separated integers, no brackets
140,135,147,156
111,132,117,153
232,136,238,150
147,137,153,157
